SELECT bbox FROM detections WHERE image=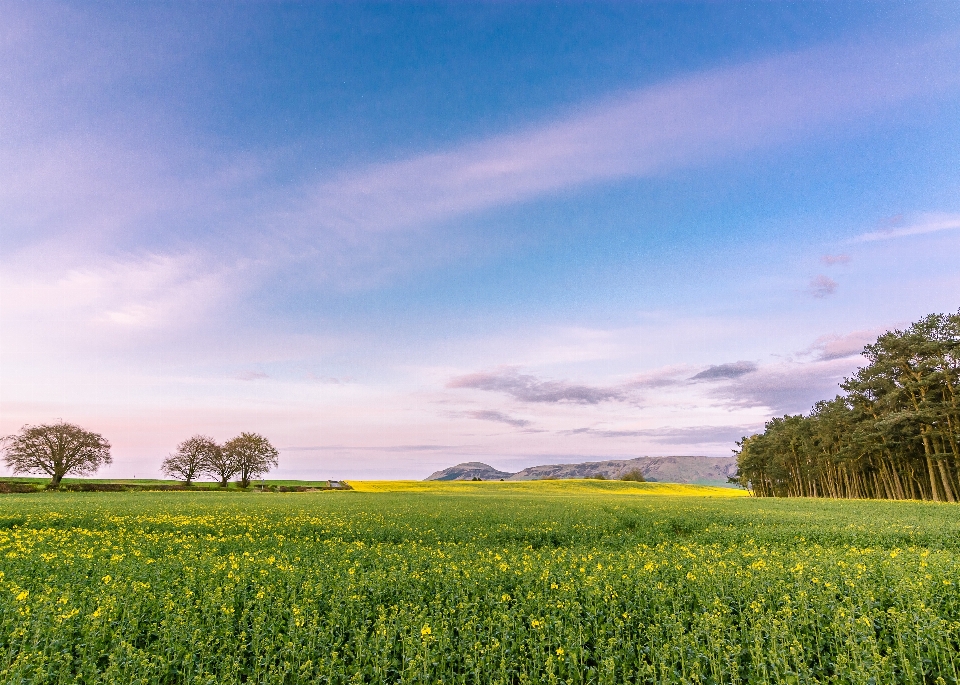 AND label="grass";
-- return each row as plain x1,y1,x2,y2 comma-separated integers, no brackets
1,477,337,488
1,483,959,683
